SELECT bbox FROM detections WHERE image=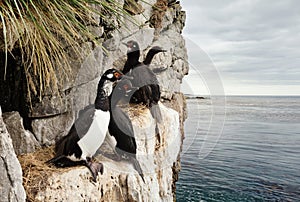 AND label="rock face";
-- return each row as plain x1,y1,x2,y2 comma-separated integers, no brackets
0,107,26,202
31,111,74,146
28,0,188,145
1,0,188,201
2,112,40,155
22,103,183,202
